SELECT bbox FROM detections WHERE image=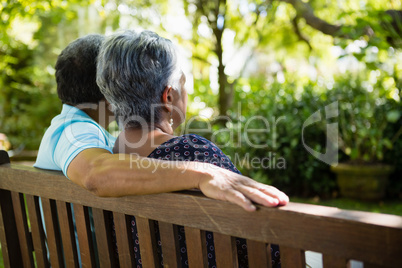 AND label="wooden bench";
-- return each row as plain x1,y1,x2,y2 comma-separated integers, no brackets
0,150,401,268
